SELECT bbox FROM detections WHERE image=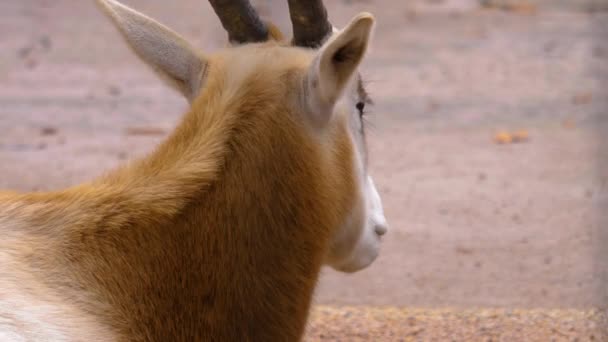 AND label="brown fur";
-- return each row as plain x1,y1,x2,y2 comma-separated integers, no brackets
0,43,360,341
